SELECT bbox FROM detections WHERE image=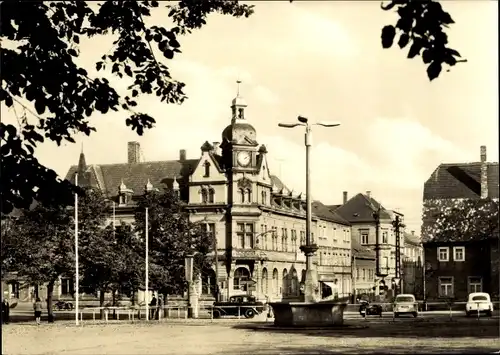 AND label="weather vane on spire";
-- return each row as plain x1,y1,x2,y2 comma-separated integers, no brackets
236,79,242,96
